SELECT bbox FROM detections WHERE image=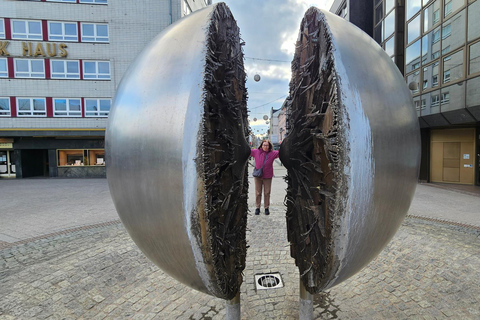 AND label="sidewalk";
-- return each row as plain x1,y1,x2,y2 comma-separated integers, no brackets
1,170,480,319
